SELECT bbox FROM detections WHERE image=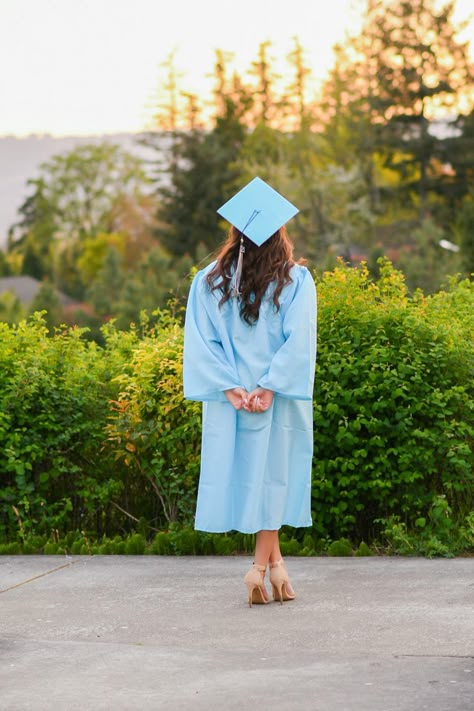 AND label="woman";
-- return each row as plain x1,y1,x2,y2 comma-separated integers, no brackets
183,177,317,606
